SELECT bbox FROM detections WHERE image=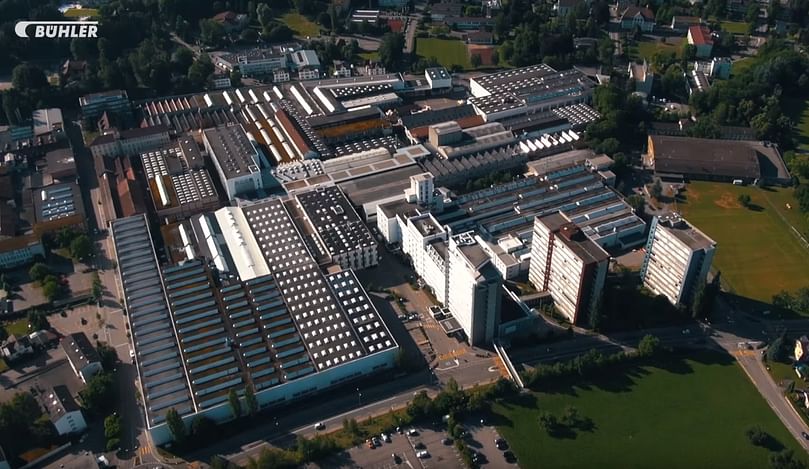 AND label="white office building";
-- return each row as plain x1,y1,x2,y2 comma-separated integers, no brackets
42,386,87,435
529,213,609,324
641,213,716,306
203,124,263,200
447,232,502,345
